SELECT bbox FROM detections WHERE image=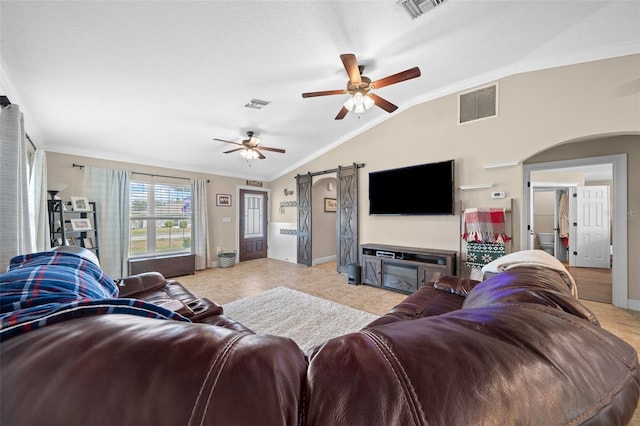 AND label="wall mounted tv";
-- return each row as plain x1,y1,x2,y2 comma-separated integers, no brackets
369,160,455,215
